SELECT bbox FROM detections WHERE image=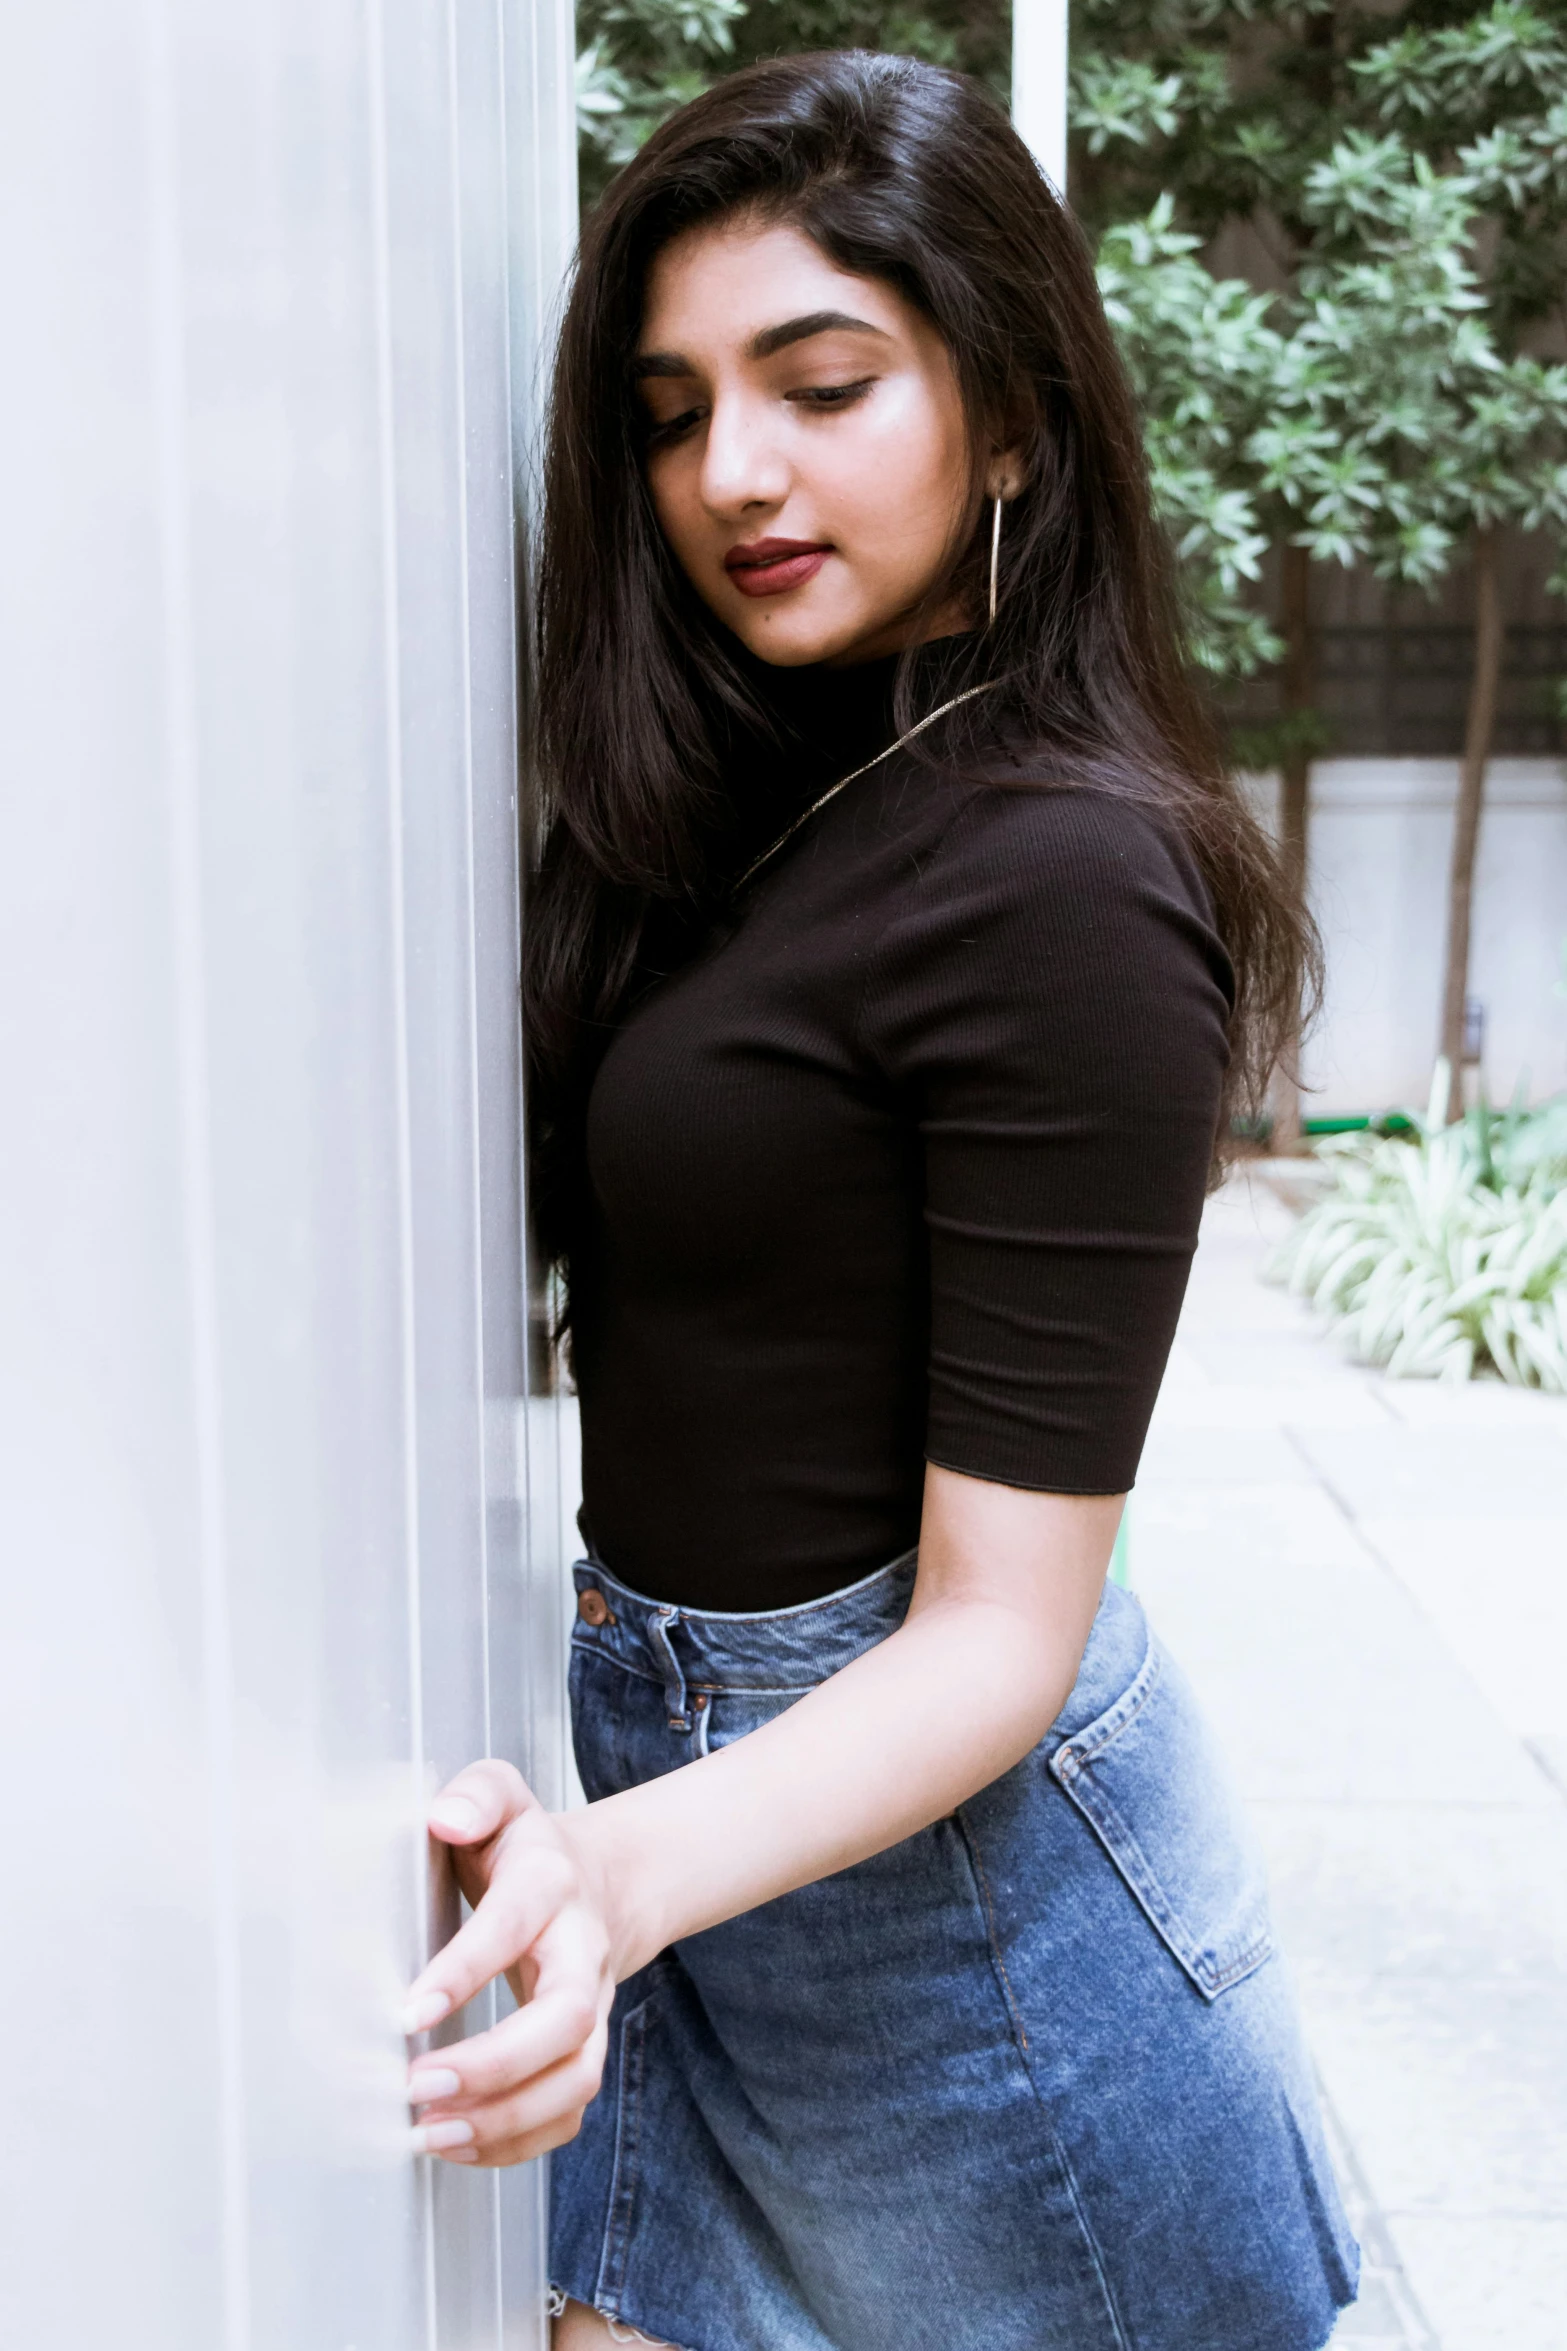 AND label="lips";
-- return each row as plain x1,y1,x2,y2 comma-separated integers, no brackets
723,538,832,598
